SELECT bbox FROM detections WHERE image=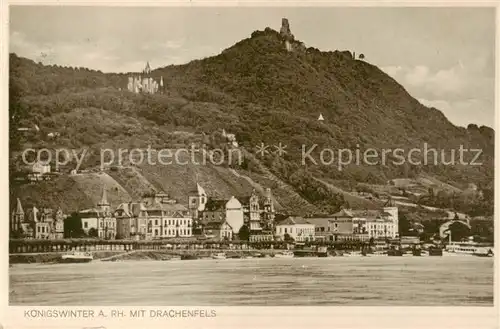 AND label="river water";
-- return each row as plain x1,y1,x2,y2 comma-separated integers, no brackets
9,256,493,306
